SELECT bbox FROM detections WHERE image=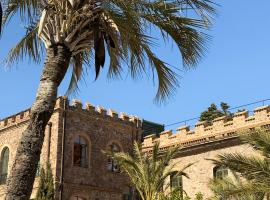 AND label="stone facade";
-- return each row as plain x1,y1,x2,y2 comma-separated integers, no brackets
143,105,270,199
2,97,270,200
0,97,141,200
